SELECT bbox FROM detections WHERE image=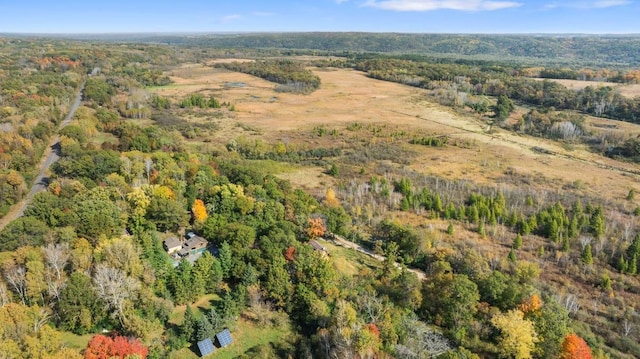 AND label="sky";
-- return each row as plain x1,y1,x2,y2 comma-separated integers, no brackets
0,0,638,34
